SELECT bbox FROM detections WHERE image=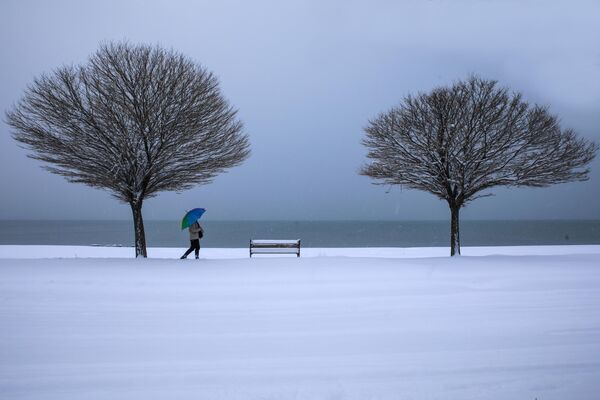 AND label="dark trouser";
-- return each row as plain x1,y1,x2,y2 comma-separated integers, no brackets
181,239,200,258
